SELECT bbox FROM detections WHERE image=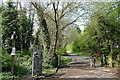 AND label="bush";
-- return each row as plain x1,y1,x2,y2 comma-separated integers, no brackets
17,50,32,56
0,72,20,80
56,48,67,56
14,64,28,76
42,52,53,69
1,50,12,72
1,49,32,76
51,55,58,68
61,58,72,65
15,55,32,76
